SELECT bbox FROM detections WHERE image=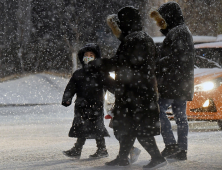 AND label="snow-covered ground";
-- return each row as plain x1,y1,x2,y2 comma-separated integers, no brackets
1,74,222,170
